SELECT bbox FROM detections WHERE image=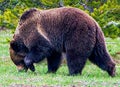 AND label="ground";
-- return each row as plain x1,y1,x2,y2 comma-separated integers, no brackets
0,30,120,87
